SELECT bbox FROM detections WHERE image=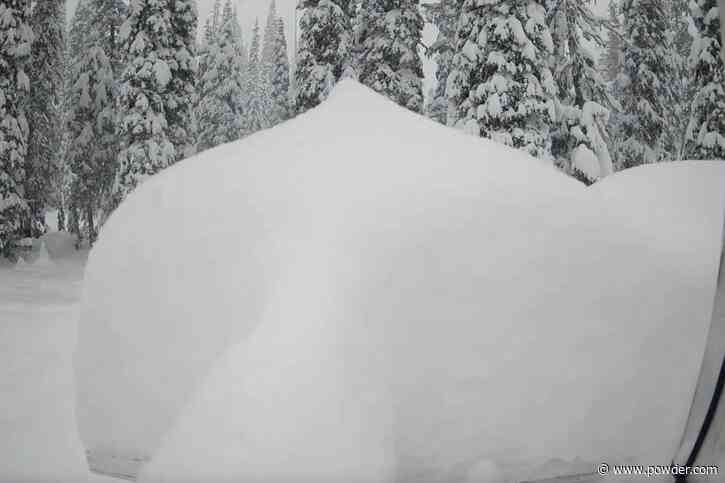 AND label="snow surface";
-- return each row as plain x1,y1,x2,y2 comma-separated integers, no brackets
0,242,113,483
73,80,725,483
